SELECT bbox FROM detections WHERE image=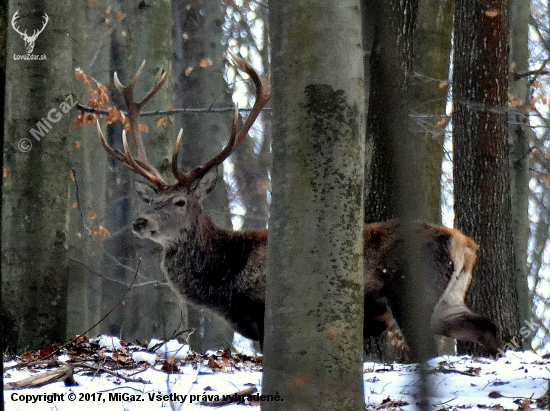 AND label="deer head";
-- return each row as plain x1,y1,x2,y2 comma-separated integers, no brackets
96,53,271,245
94,55,271,345
132,170,219,247
11,10,49,54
